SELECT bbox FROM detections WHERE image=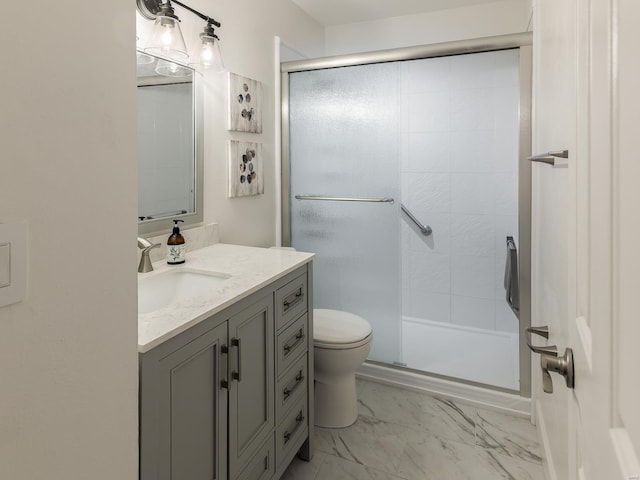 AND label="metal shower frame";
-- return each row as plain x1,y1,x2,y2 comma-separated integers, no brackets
280,32,533,397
